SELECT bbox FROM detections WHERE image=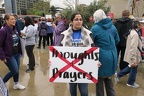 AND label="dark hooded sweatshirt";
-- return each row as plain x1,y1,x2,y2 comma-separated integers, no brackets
114,17,132,47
